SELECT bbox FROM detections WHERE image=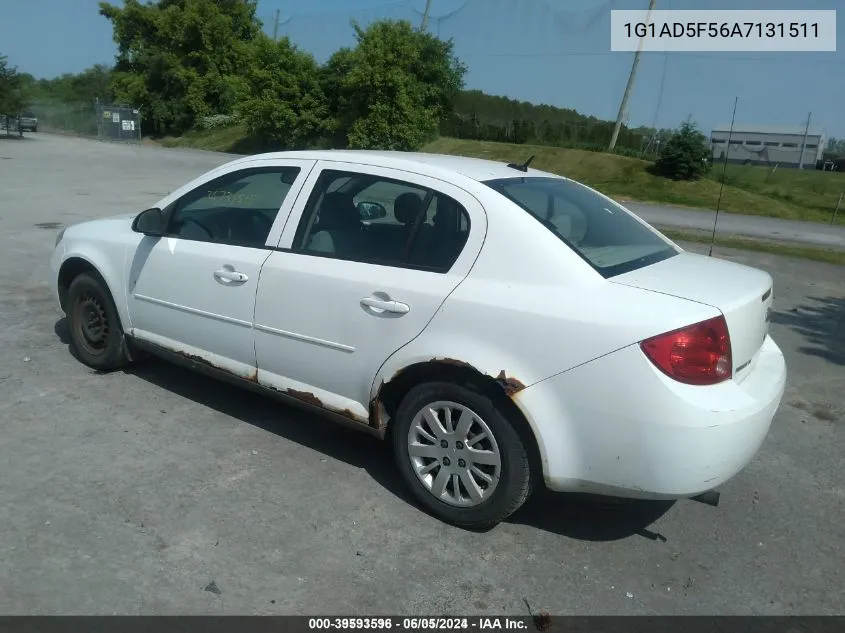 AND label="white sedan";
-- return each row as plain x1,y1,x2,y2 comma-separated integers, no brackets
49,150,786,528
